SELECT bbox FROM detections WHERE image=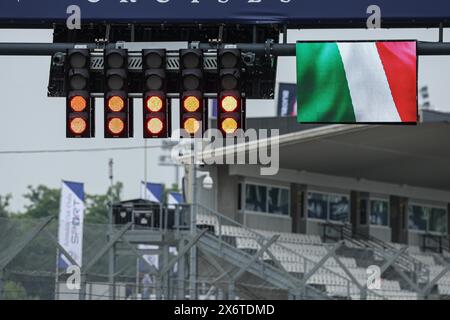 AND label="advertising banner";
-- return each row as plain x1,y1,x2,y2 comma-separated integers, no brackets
1,1,450,26
57,180,85,268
